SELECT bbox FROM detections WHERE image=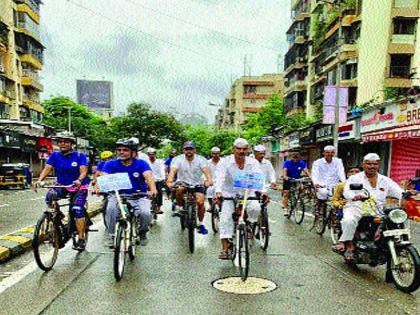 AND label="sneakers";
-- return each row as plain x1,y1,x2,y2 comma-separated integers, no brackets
139,234,148,246
197,224,208,235
283,208,289,217
73,239,86,251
